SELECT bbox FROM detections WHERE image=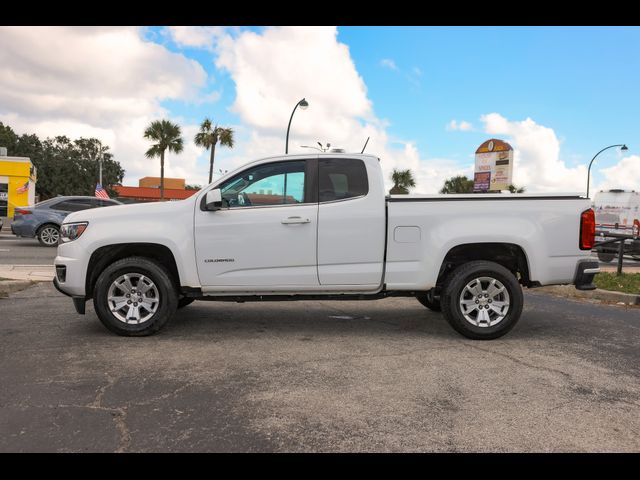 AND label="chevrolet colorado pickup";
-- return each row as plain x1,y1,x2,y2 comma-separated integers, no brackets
53,153,599,339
